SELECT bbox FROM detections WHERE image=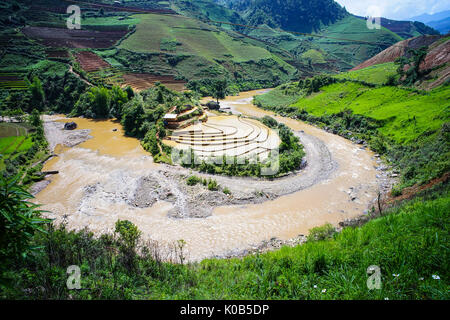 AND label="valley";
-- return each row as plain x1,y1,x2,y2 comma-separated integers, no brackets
0,0,448,302
34,90,390,261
